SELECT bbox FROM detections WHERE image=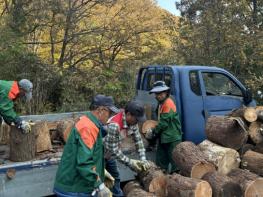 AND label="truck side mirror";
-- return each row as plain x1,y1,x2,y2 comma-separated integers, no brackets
243,88,252,104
